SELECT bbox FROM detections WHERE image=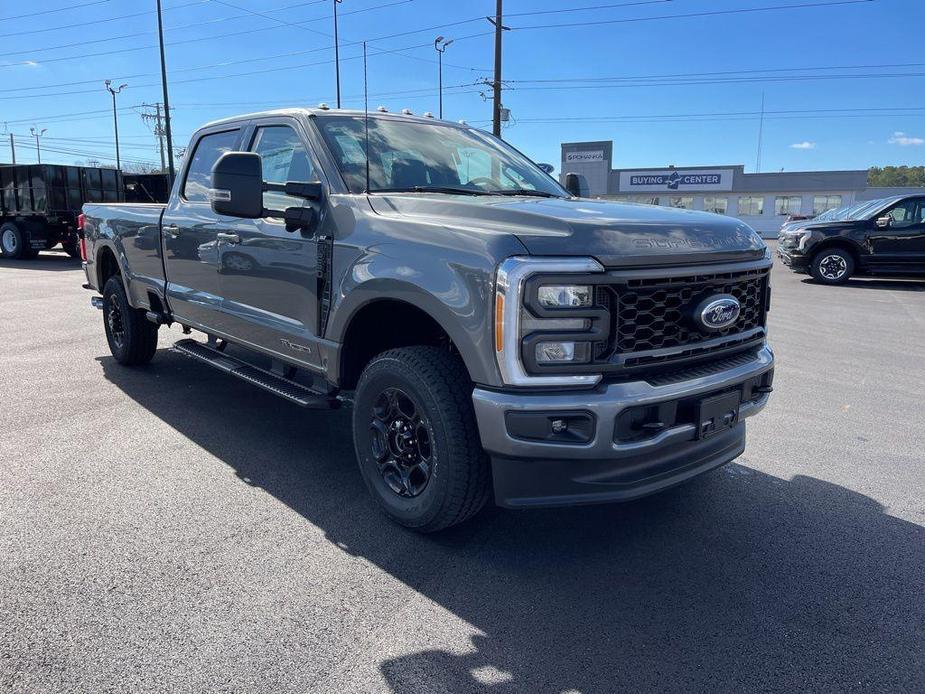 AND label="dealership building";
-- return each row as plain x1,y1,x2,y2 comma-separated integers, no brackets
561,140,921,237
